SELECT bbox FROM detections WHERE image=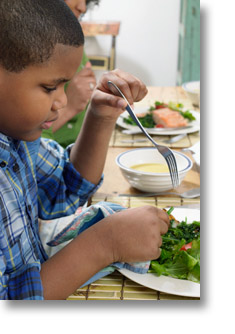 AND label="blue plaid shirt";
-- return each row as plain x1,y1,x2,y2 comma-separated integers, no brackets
0,134,102,300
